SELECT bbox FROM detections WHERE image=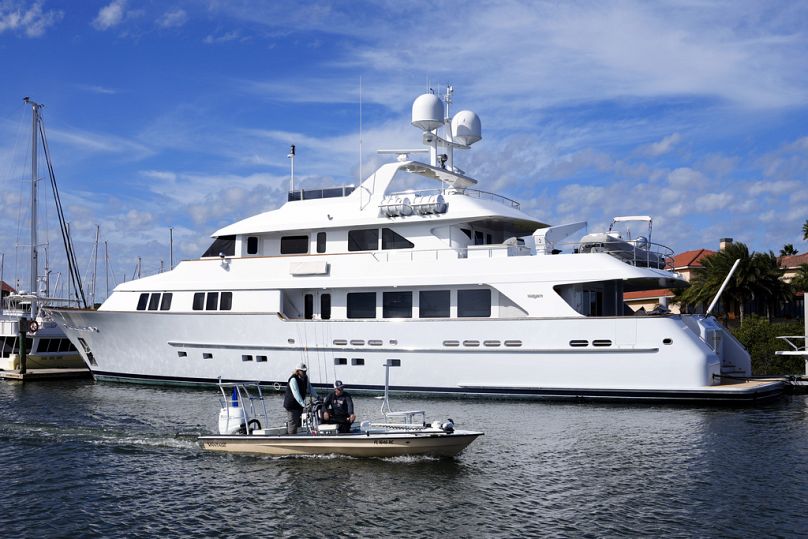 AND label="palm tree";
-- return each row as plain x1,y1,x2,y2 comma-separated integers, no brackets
749,251,790,320
791,264,808,292
804,219,808,241
780,244,798,256
678,242,754,323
